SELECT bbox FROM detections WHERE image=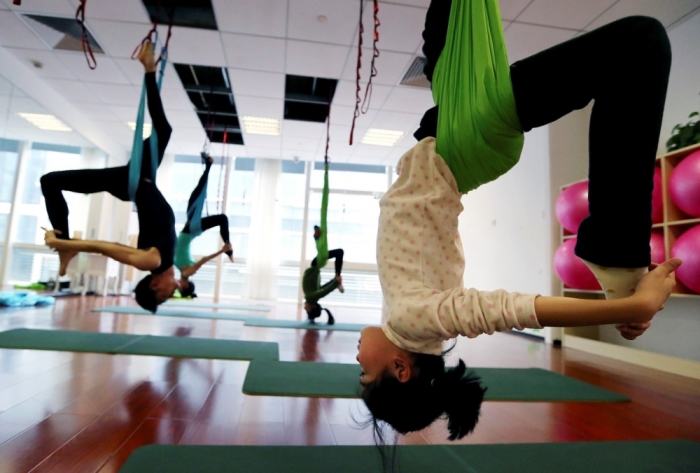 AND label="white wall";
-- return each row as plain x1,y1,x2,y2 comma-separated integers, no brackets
658,12,700,155
459,125,551,296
